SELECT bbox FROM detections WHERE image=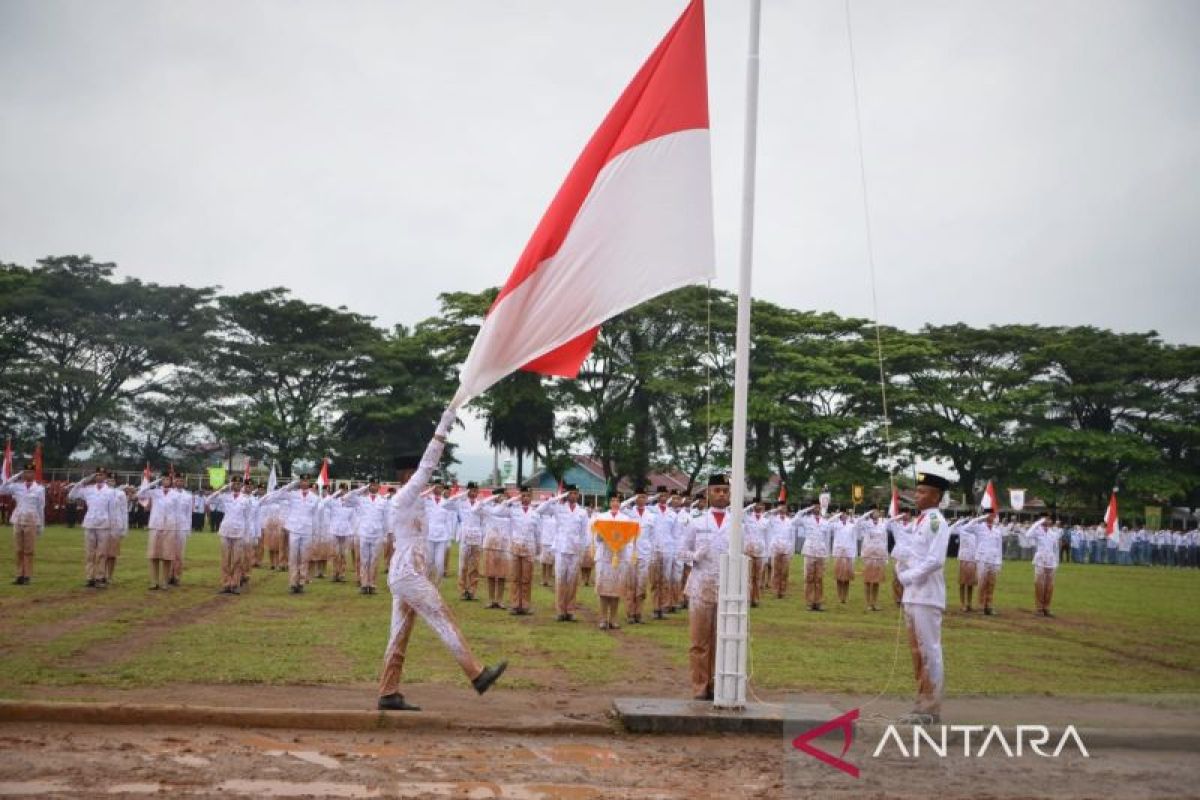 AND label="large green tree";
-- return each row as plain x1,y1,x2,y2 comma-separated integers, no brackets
0,256,217,463
214,289,379,475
